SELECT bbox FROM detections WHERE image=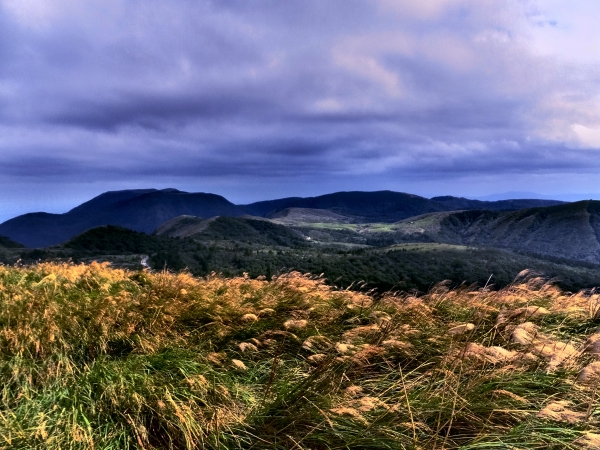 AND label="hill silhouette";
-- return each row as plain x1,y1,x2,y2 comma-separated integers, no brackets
0,235,24,248
244,191,562,222
155,215,308,247
380,201,600,264
0,189,241,247
0,188,563,247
